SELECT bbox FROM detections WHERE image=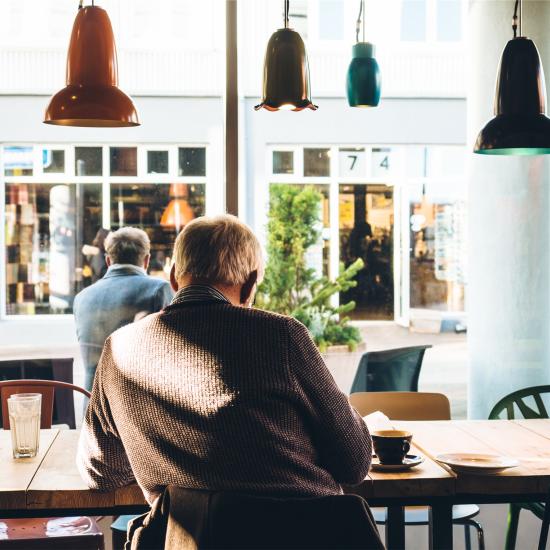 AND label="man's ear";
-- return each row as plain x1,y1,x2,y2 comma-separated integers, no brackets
105,255,112,267
240,270,258,306
170,264,179,293
143,254,151,271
